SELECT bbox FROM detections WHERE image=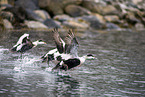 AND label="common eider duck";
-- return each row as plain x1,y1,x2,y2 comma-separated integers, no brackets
10,33,46,53
41,29,73,64
52,29,95,71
